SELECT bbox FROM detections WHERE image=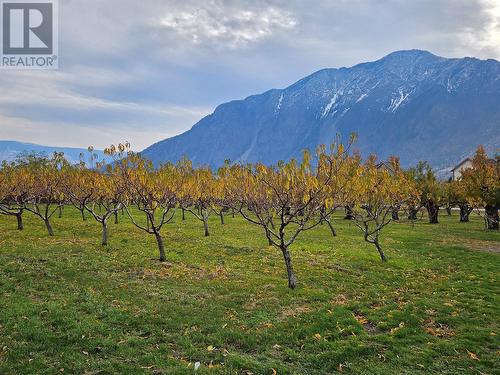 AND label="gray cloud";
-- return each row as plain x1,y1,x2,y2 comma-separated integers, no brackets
158,1,297,49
